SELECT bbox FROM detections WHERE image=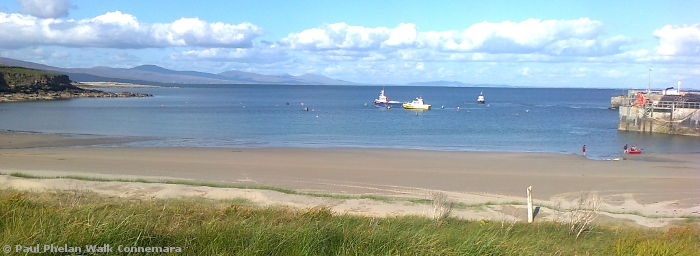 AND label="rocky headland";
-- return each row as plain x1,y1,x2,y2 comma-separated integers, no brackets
0,66,152,102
